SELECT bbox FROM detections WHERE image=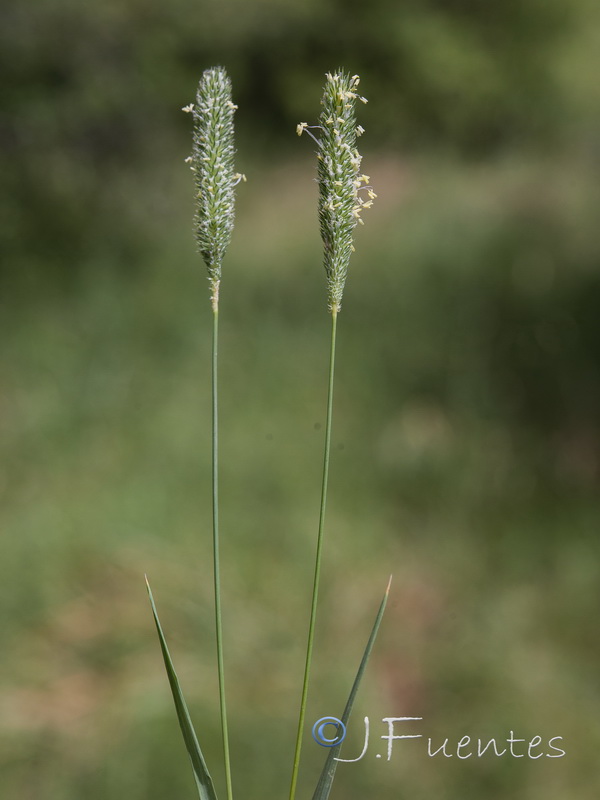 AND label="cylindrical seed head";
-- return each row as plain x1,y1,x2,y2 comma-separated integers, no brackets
189,67,240,309
311,71,373,313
